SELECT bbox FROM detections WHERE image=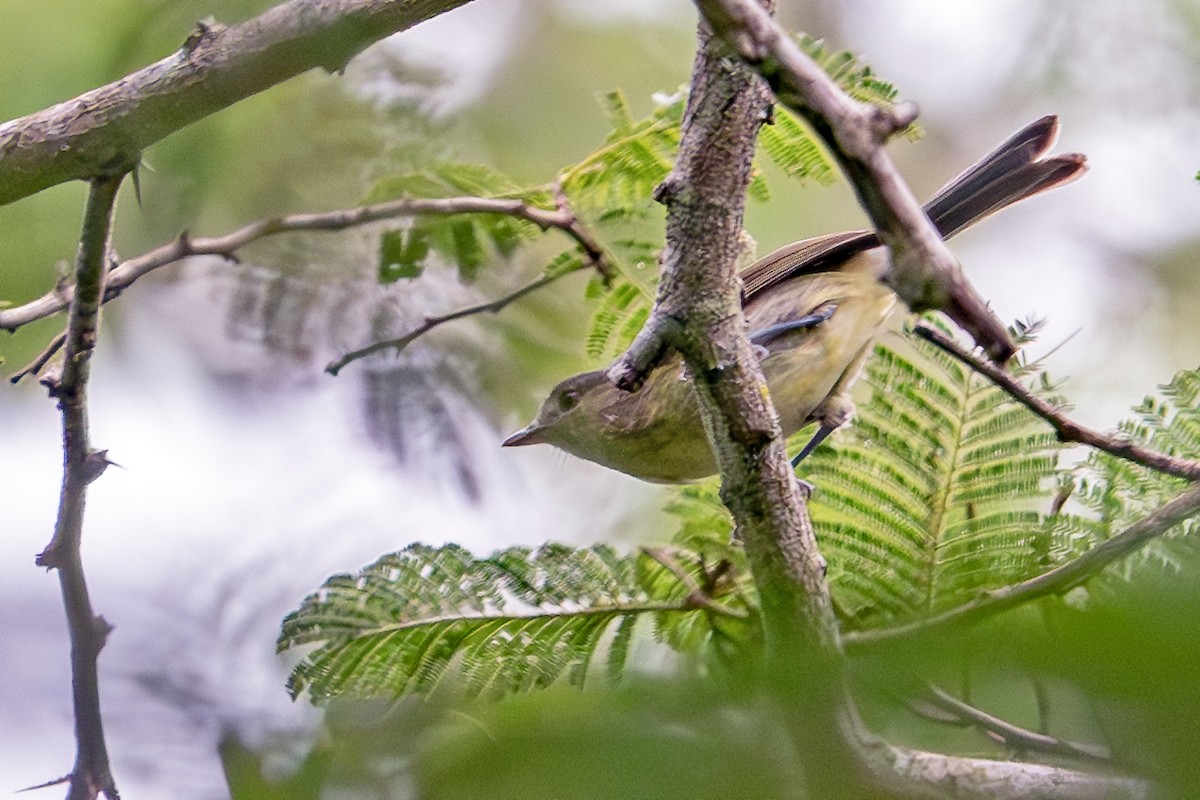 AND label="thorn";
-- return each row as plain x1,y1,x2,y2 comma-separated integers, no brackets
82,449,116,484
17,773,72,793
